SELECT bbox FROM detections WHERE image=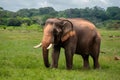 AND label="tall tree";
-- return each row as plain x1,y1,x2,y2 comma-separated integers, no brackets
106,7,120,20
